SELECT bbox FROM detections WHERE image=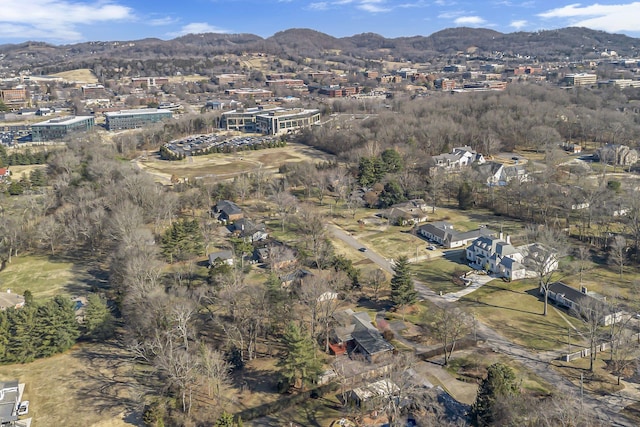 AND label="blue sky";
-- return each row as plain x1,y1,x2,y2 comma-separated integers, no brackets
1,0,640,45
